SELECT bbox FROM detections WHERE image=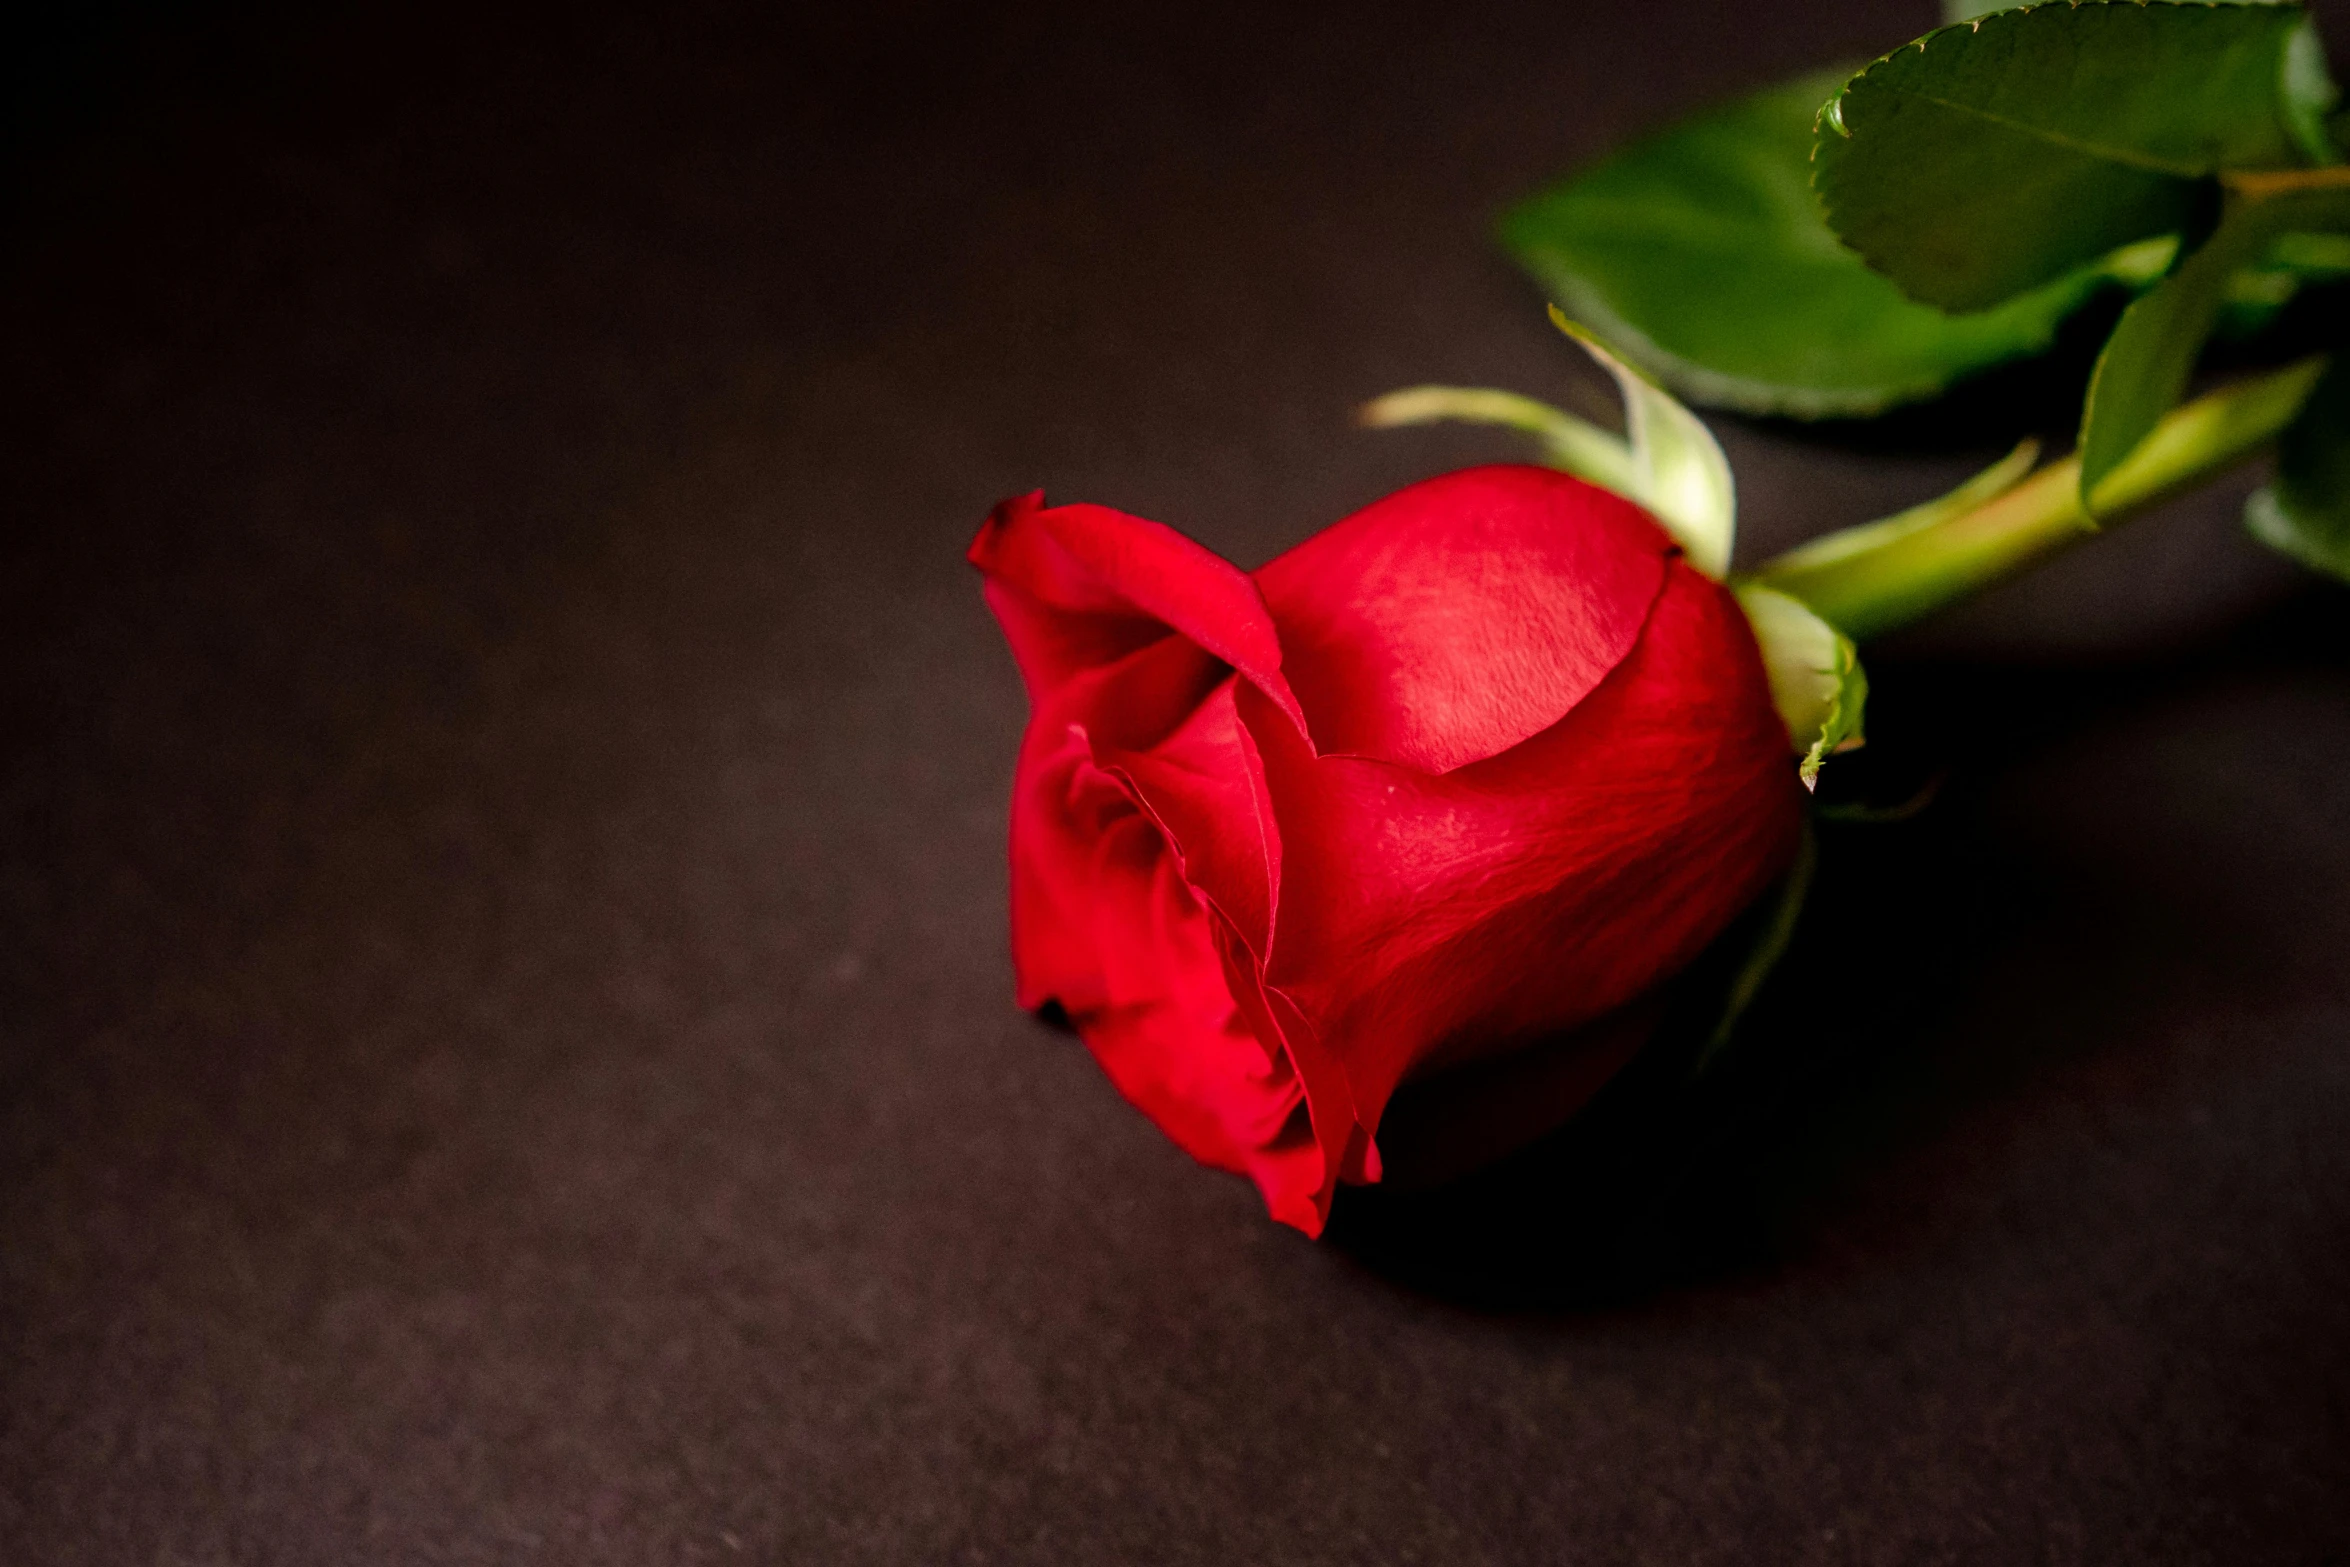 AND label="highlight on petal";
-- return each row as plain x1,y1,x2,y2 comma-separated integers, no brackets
1252,465,1671,774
